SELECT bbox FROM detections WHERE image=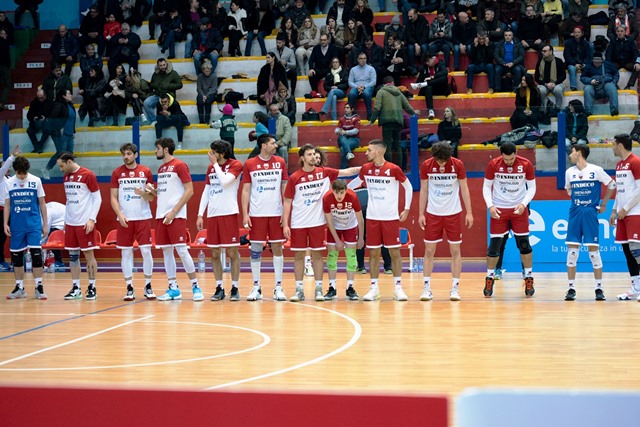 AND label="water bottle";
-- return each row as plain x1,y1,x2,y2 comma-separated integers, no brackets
198,250,206,273
25,251,32,272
